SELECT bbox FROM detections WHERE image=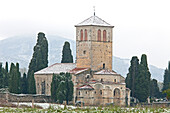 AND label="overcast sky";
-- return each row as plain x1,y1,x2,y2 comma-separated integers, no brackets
0,0,170,69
